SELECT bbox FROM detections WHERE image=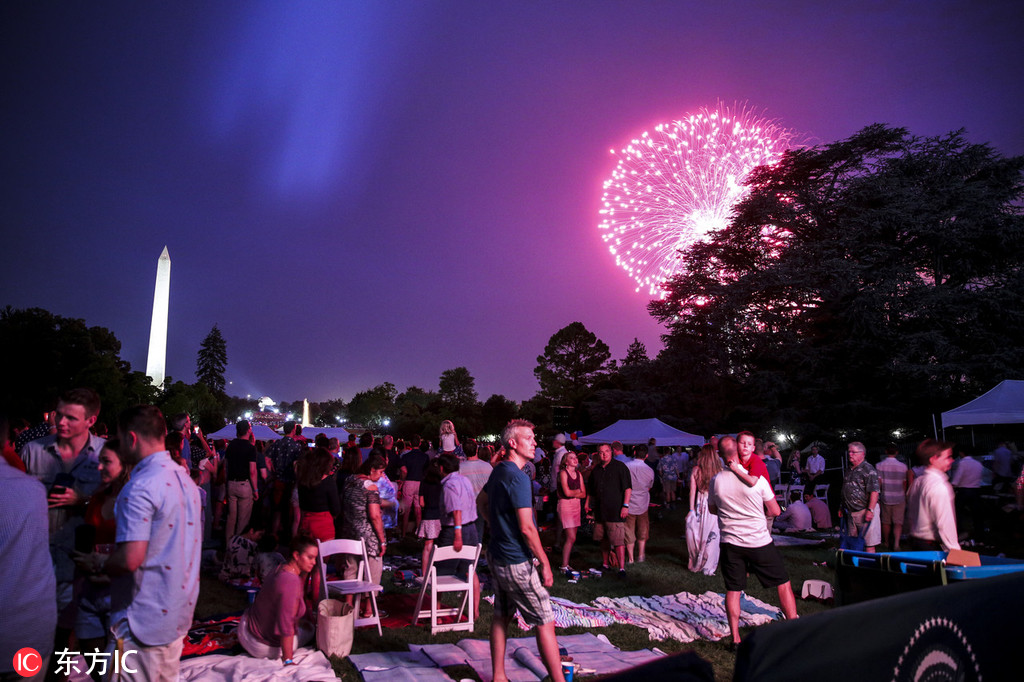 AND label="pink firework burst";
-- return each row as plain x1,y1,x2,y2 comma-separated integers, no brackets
598,105,794,298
